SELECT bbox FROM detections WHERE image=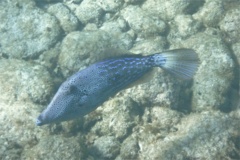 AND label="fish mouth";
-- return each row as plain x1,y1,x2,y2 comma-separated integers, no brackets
36,120,43,126
36,114,45,126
